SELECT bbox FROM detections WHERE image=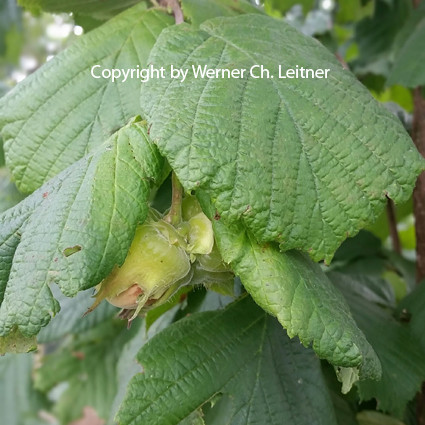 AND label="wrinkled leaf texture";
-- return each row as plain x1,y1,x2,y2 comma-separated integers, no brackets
0,122,163,337
141,14,424,262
